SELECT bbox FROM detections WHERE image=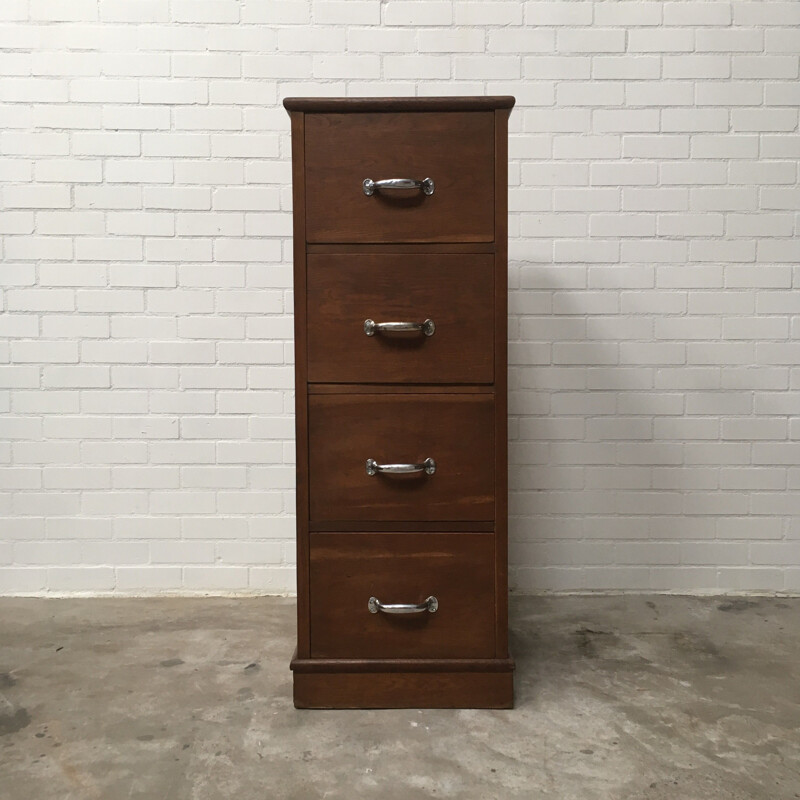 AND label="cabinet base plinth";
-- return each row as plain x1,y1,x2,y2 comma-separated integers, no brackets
291,658,514,709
